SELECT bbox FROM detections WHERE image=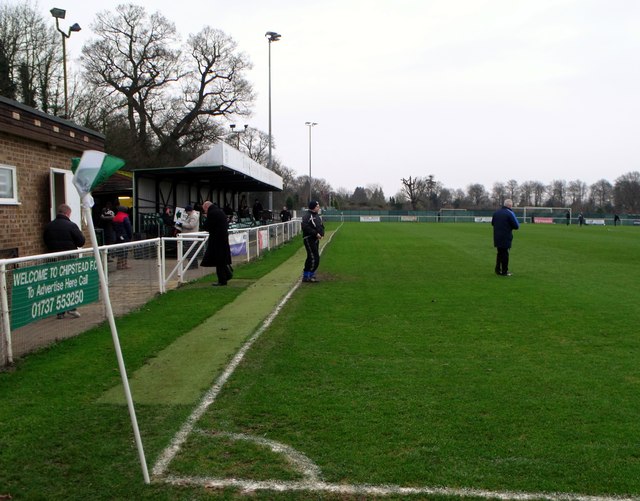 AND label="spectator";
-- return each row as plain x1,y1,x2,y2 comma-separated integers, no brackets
113,206,133,270
280,206,292,222
301,200,325,283
43,203,85,319
176,205,200,269
252,199,263,221
100,201,116,245
201,201,233,286
492,199,520,277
